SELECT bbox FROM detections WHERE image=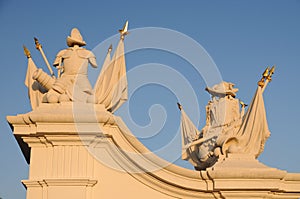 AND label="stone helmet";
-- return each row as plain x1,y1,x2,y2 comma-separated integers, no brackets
205,81,239,97
66,28,86,47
